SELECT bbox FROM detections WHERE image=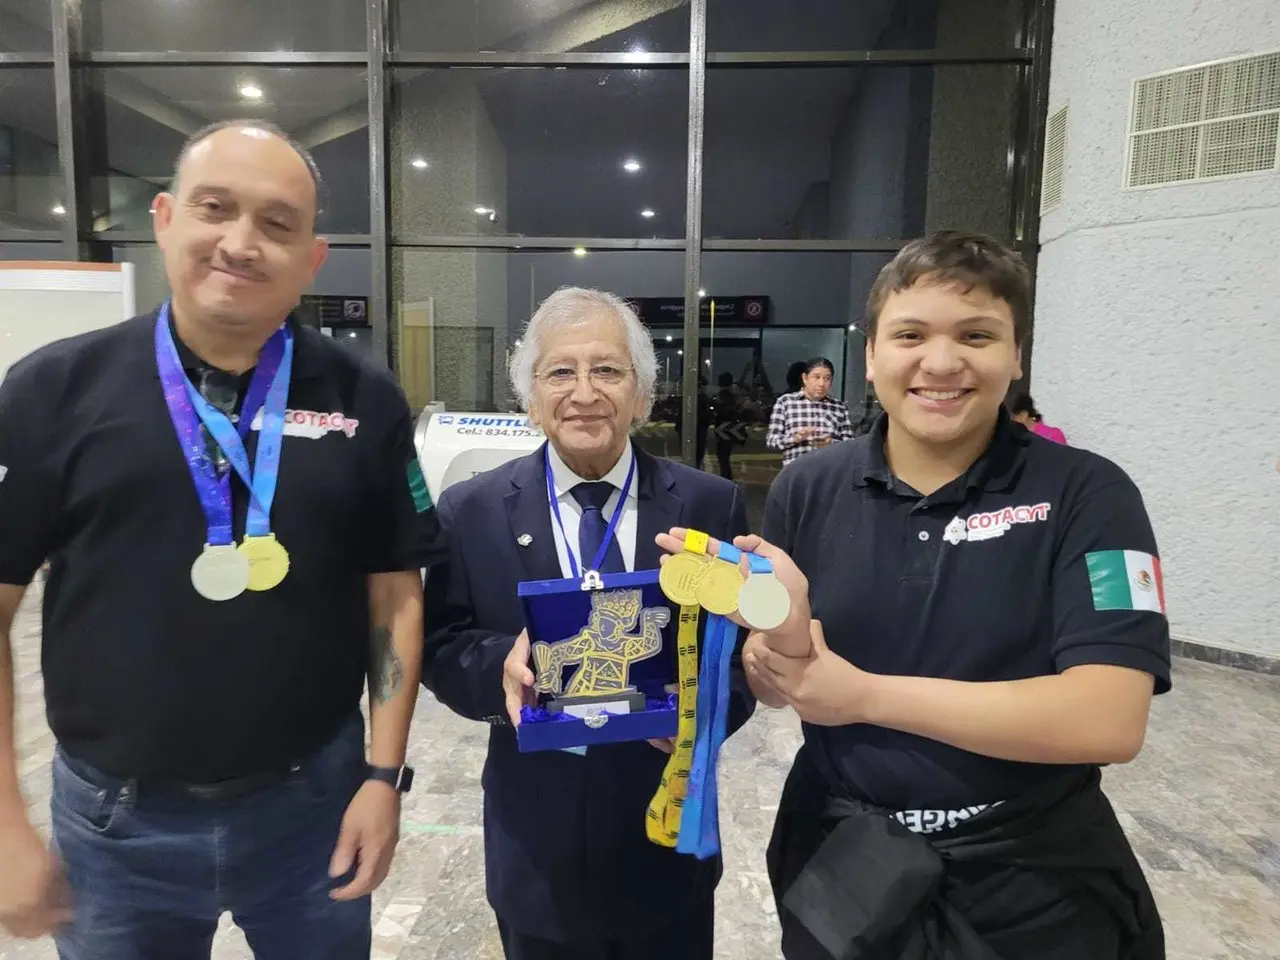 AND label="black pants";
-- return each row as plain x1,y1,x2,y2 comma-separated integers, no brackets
496,902,714,960
715,438,734,481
